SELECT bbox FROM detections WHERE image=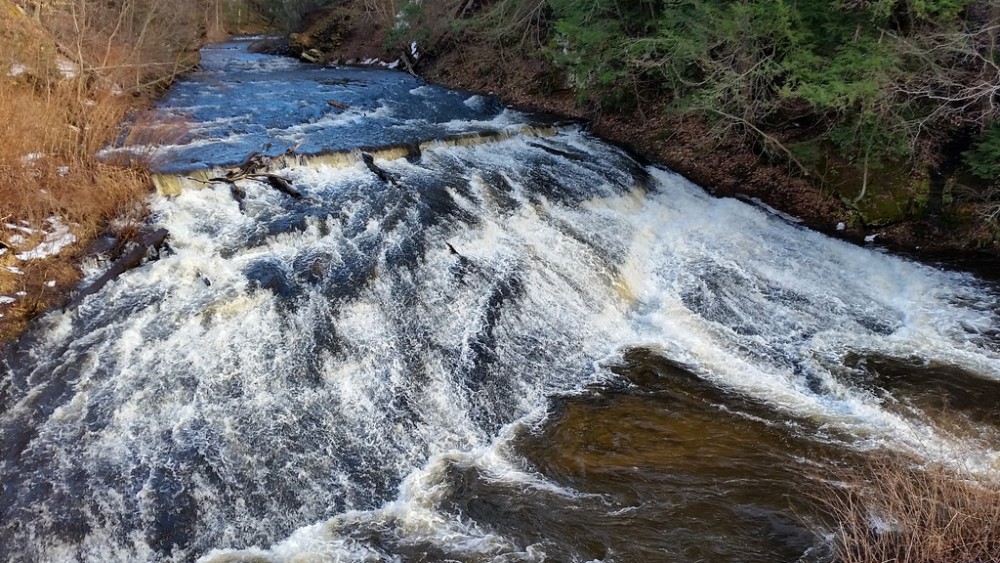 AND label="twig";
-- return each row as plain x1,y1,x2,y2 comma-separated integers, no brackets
703,108,811,177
